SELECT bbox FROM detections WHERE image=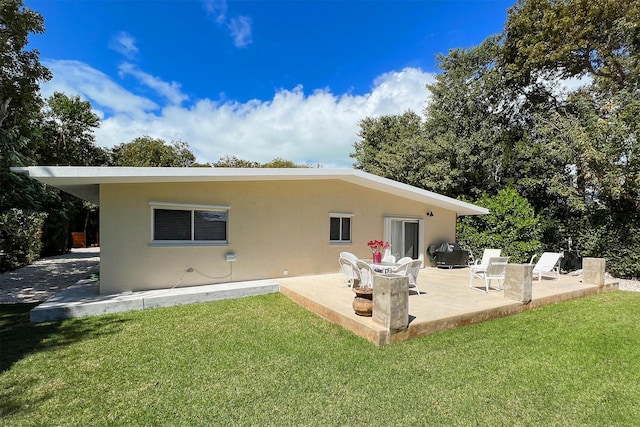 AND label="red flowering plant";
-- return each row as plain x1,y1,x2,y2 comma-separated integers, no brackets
367,240,389,253
367,240,389,264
